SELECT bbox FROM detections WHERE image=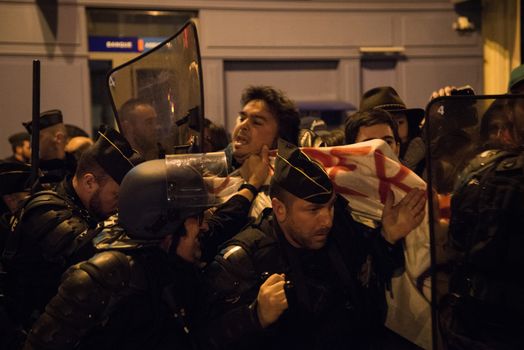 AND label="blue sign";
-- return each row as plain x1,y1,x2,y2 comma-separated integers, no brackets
138,37,166,52
89,37,138,52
